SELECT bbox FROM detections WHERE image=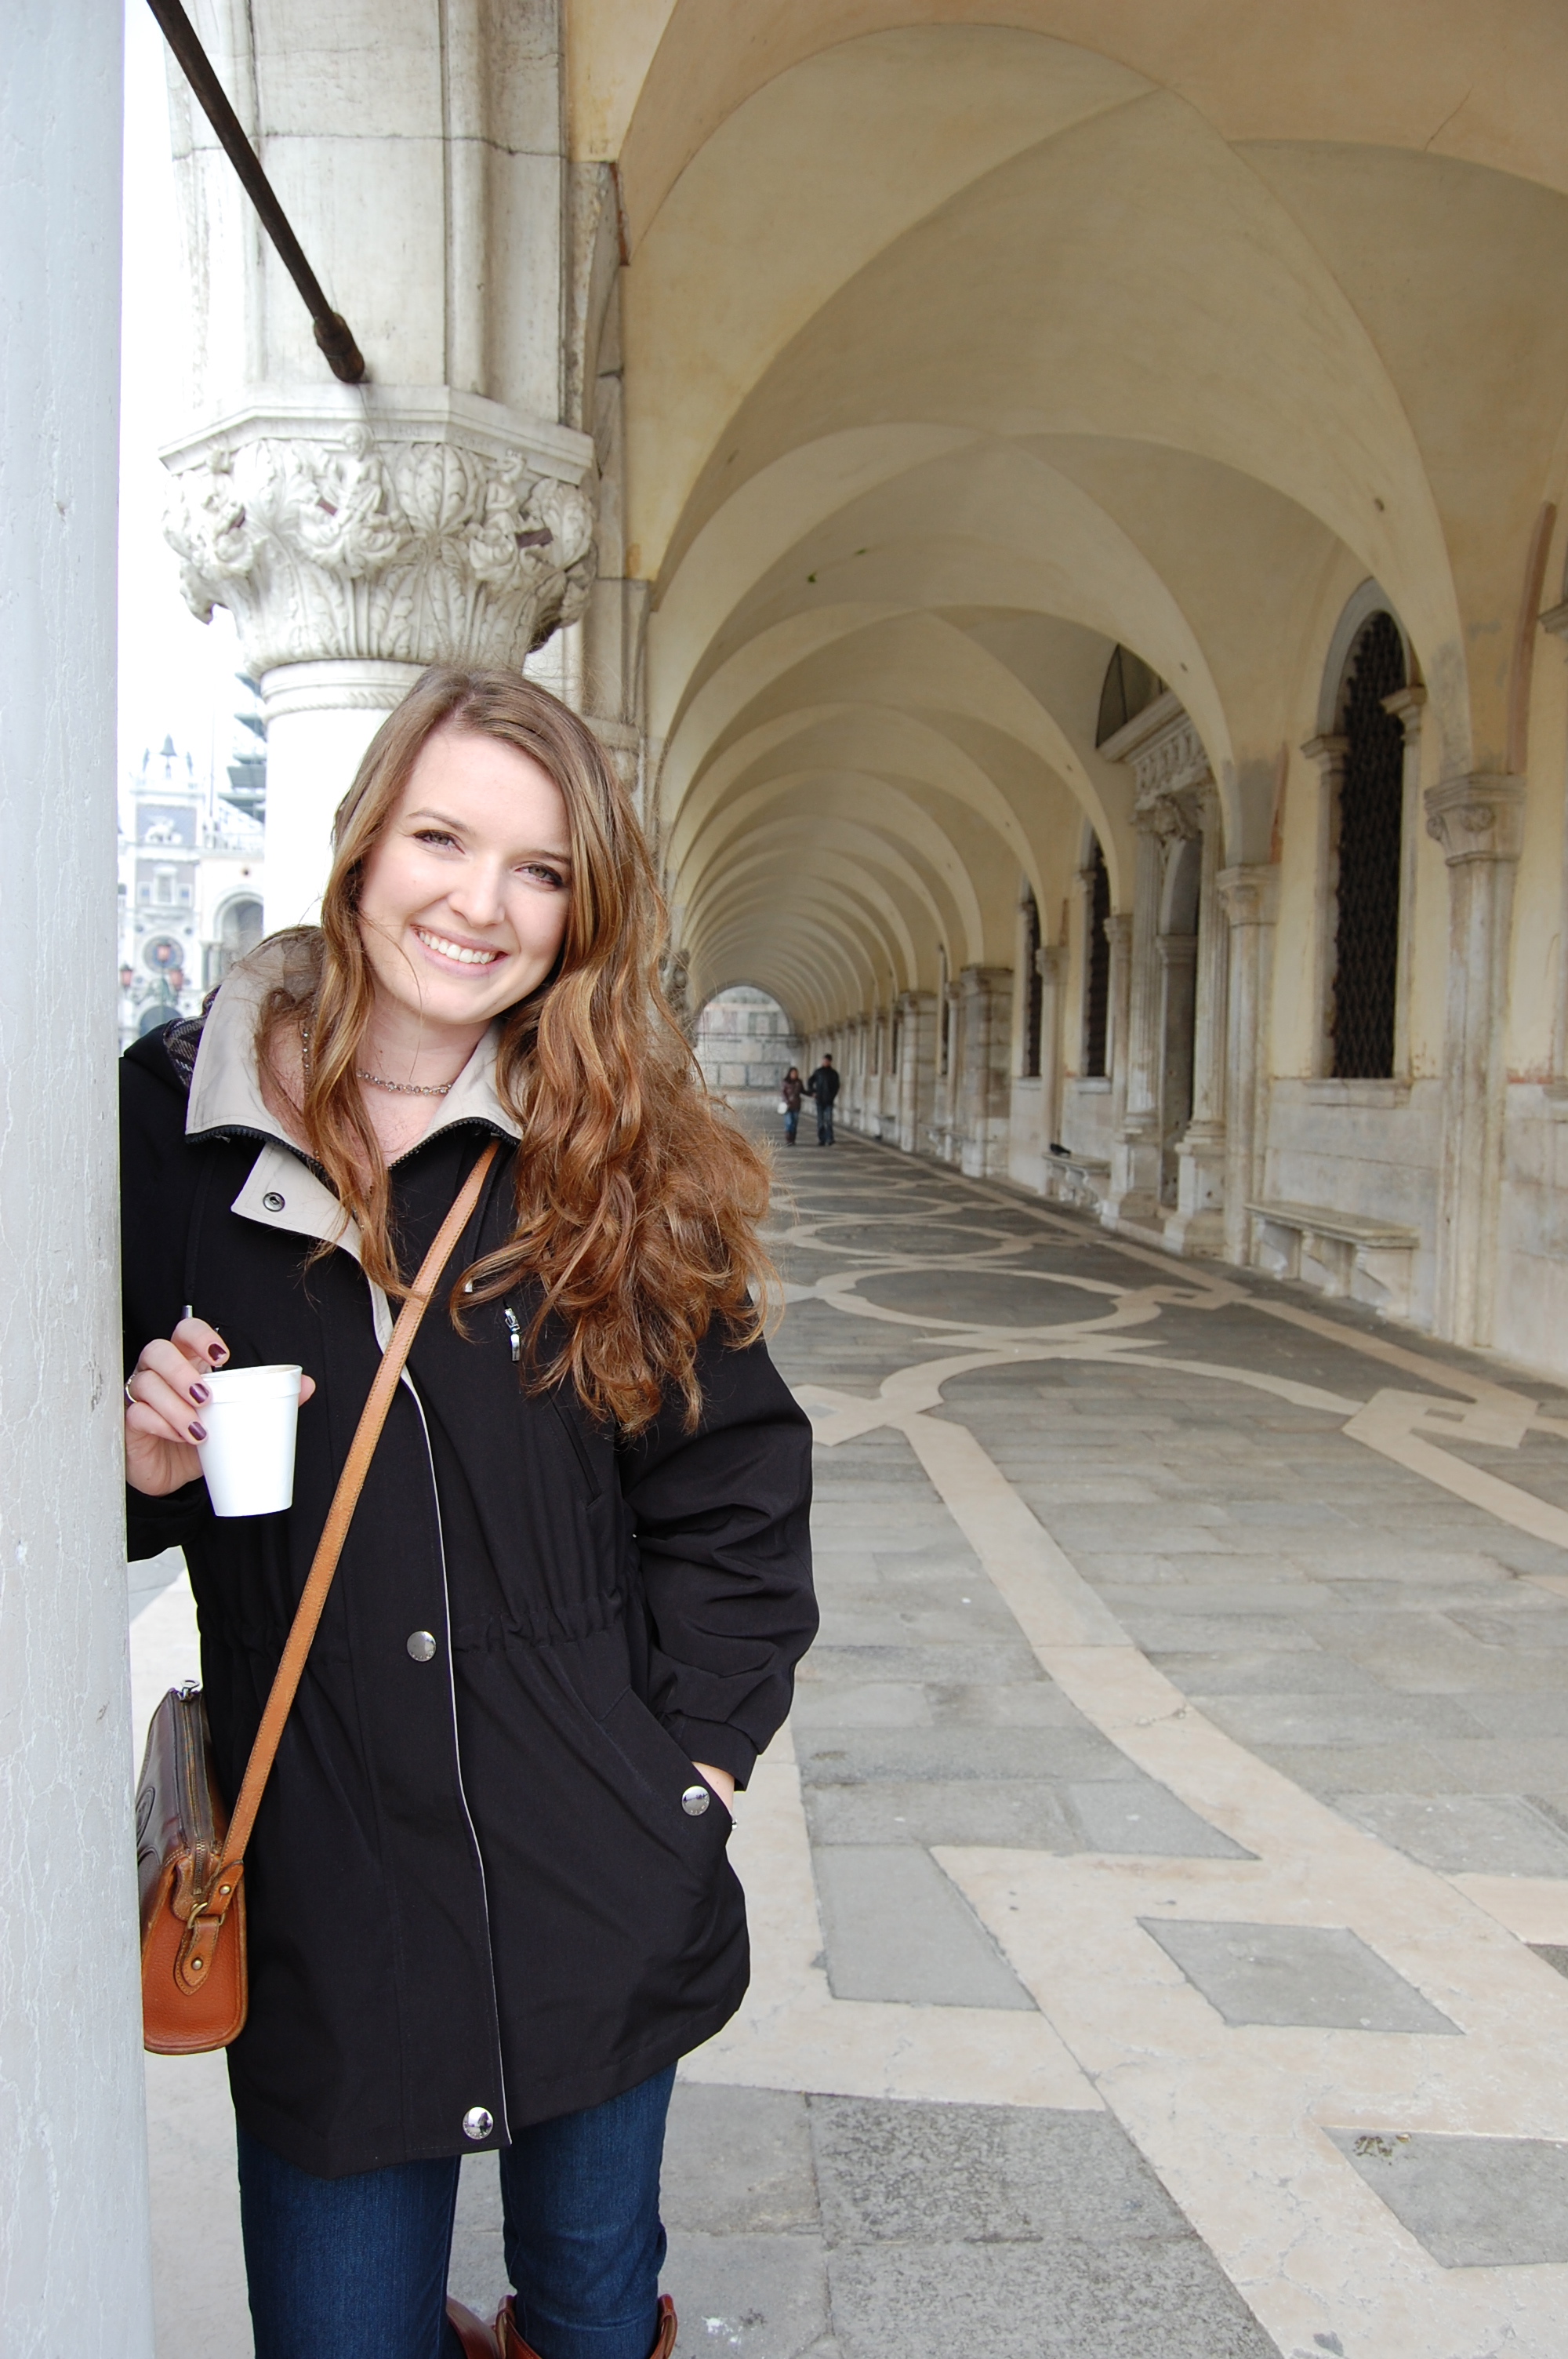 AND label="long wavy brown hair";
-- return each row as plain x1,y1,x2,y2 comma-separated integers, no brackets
255,666,771,1431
